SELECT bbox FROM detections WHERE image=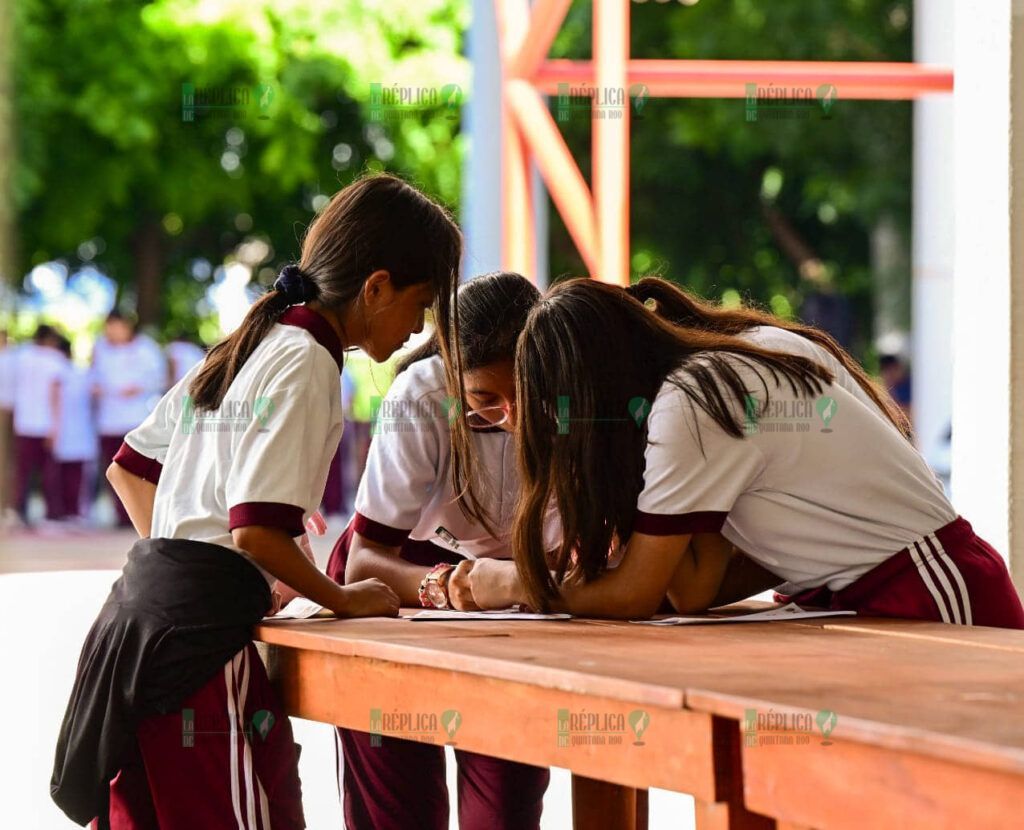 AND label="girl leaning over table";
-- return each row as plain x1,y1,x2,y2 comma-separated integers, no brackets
51,173,463,830
325,271,557,830
457,277,1024,632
